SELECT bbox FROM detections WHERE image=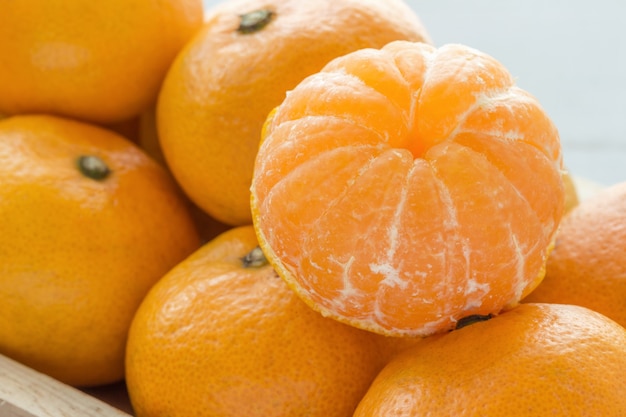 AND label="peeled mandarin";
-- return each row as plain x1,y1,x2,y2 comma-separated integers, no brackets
251,41,565,337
